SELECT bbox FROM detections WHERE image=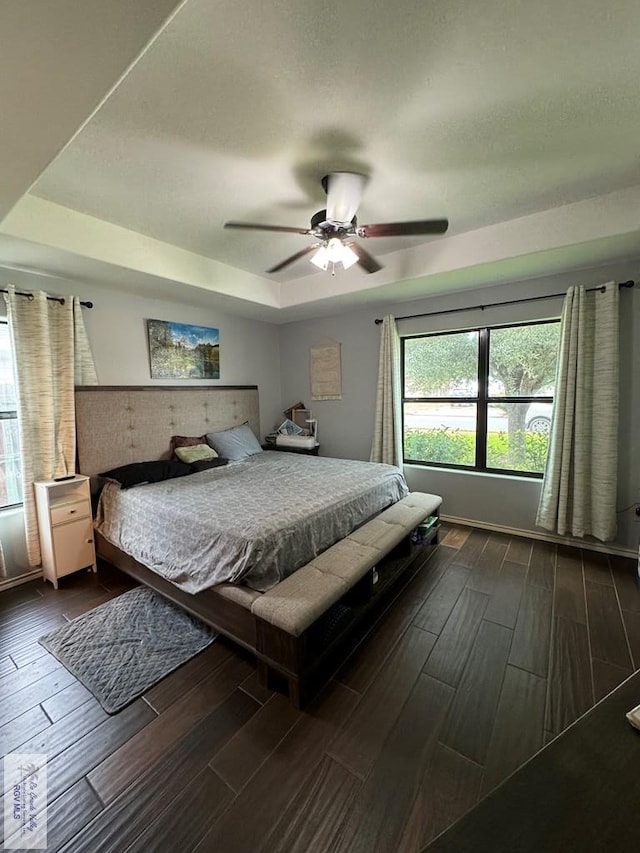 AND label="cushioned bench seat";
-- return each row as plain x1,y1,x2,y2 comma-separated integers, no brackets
251,491,442,636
